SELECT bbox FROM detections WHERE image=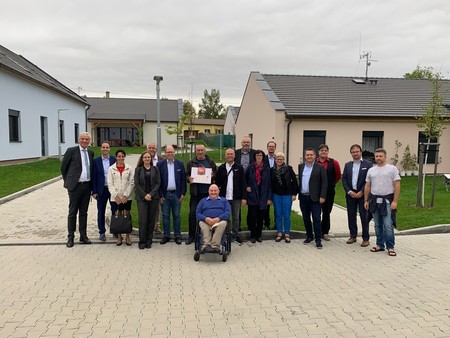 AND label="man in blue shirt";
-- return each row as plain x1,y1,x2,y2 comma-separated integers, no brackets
196,184,231,253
